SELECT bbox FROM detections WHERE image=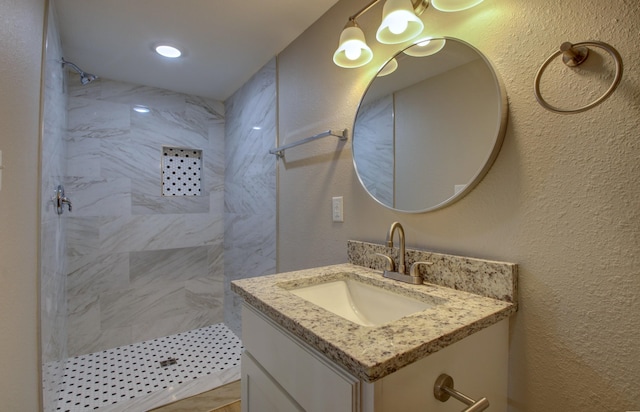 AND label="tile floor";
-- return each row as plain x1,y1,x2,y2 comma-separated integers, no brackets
48,323,242,412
